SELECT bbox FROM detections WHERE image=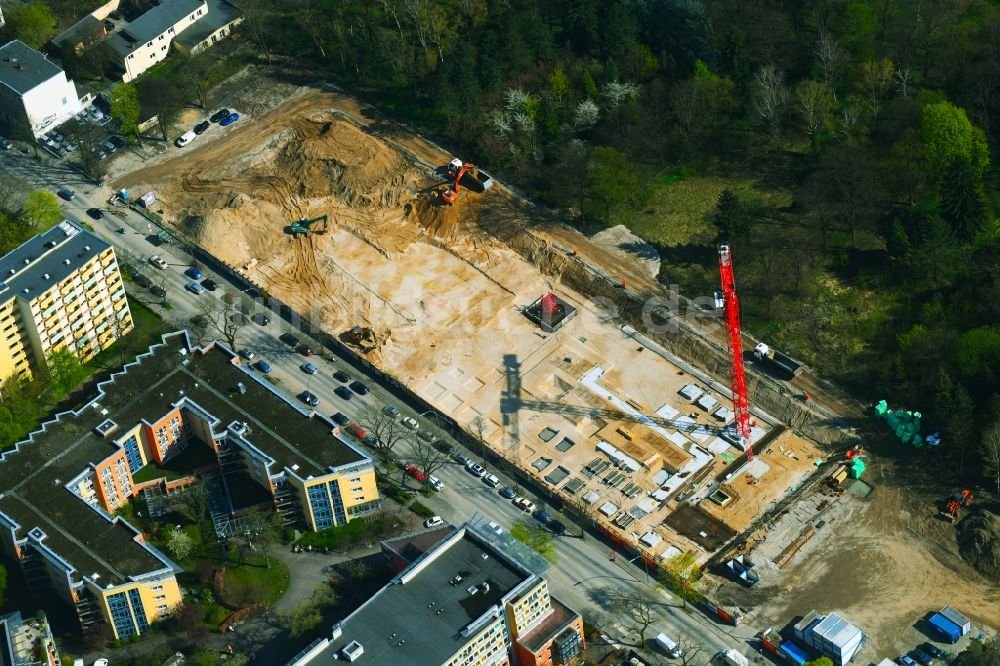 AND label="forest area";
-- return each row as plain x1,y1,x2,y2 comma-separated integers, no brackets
233,0,1000,483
